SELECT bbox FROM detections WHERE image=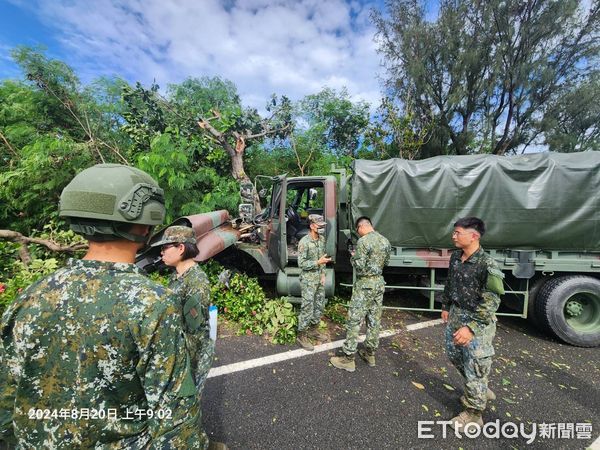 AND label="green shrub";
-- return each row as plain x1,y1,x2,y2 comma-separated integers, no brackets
0,221,86,316
258,299,297,344
211,272,266,335
324,296,348,325
147,271,170,287
0,256,59,316
202,260,298,343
